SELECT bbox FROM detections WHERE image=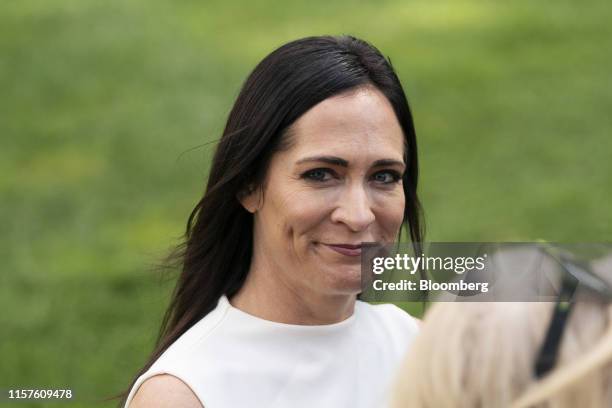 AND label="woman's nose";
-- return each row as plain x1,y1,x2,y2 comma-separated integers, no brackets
330,184,376,232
